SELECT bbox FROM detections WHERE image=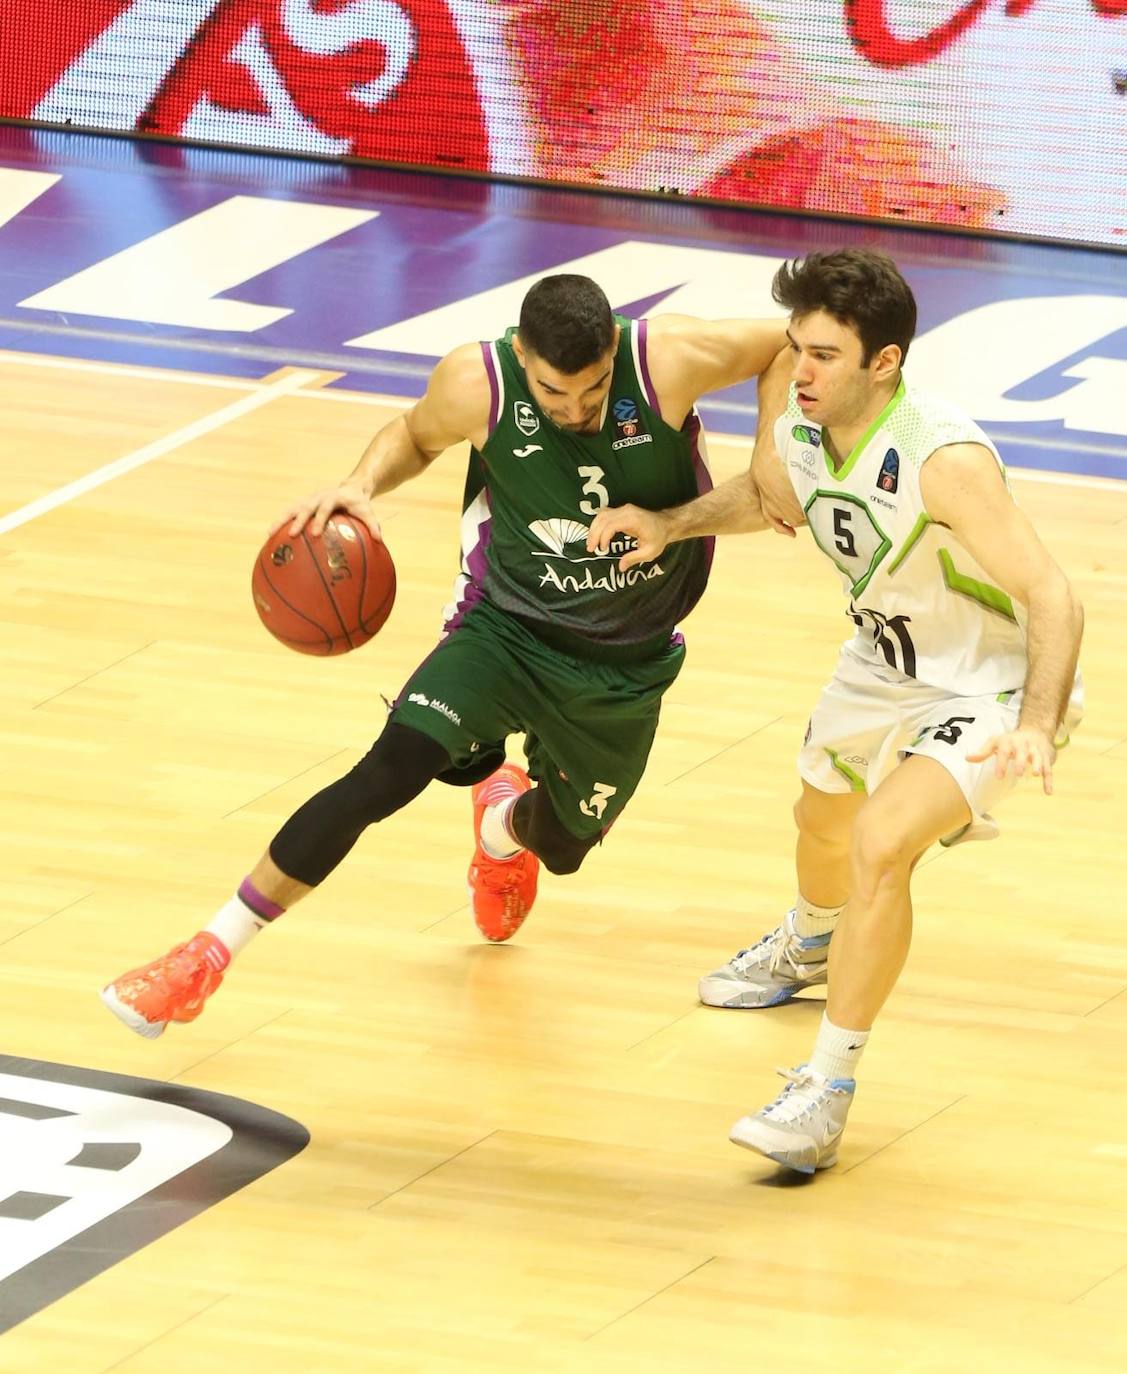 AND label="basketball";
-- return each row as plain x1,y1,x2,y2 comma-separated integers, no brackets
251,514,396,656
